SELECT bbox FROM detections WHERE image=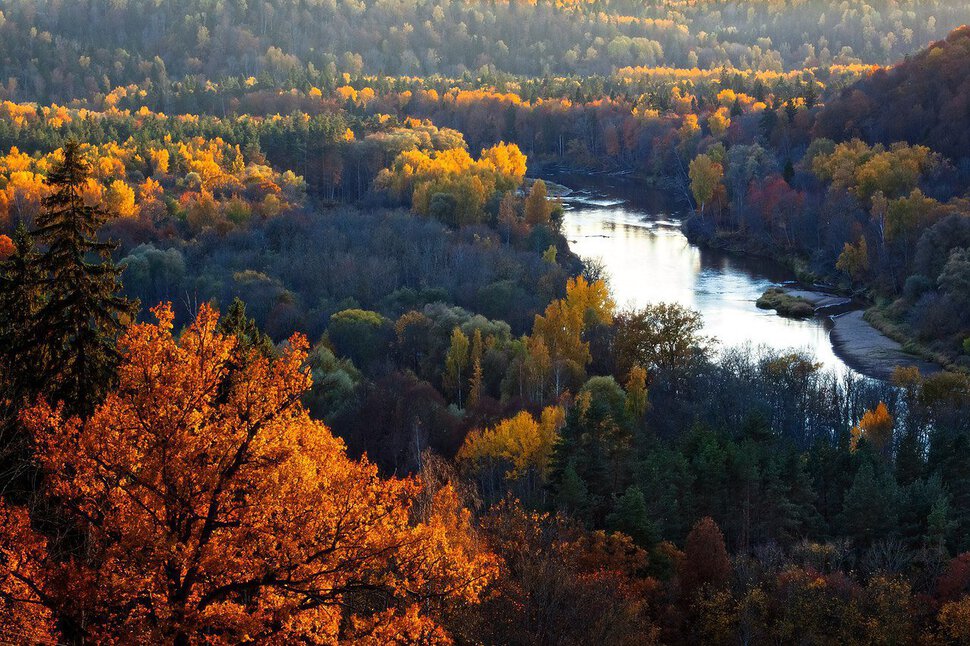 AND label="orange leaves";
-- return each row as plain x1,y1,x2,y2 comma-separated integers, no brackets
22,303,496,642
0,500,57,644
850,401,893,452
